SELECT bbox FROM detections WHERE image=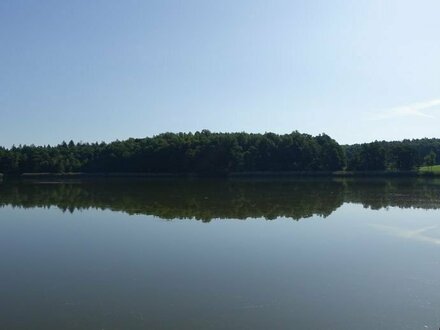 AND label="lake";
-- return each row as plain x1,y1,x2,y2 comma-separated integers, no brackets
0,178,439,329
